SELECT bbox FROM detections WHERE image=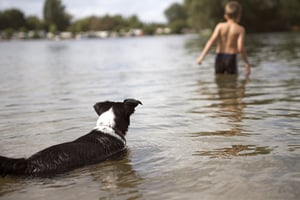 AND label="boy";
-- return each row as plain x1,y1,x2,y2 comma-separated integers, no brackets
196,1,250,75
